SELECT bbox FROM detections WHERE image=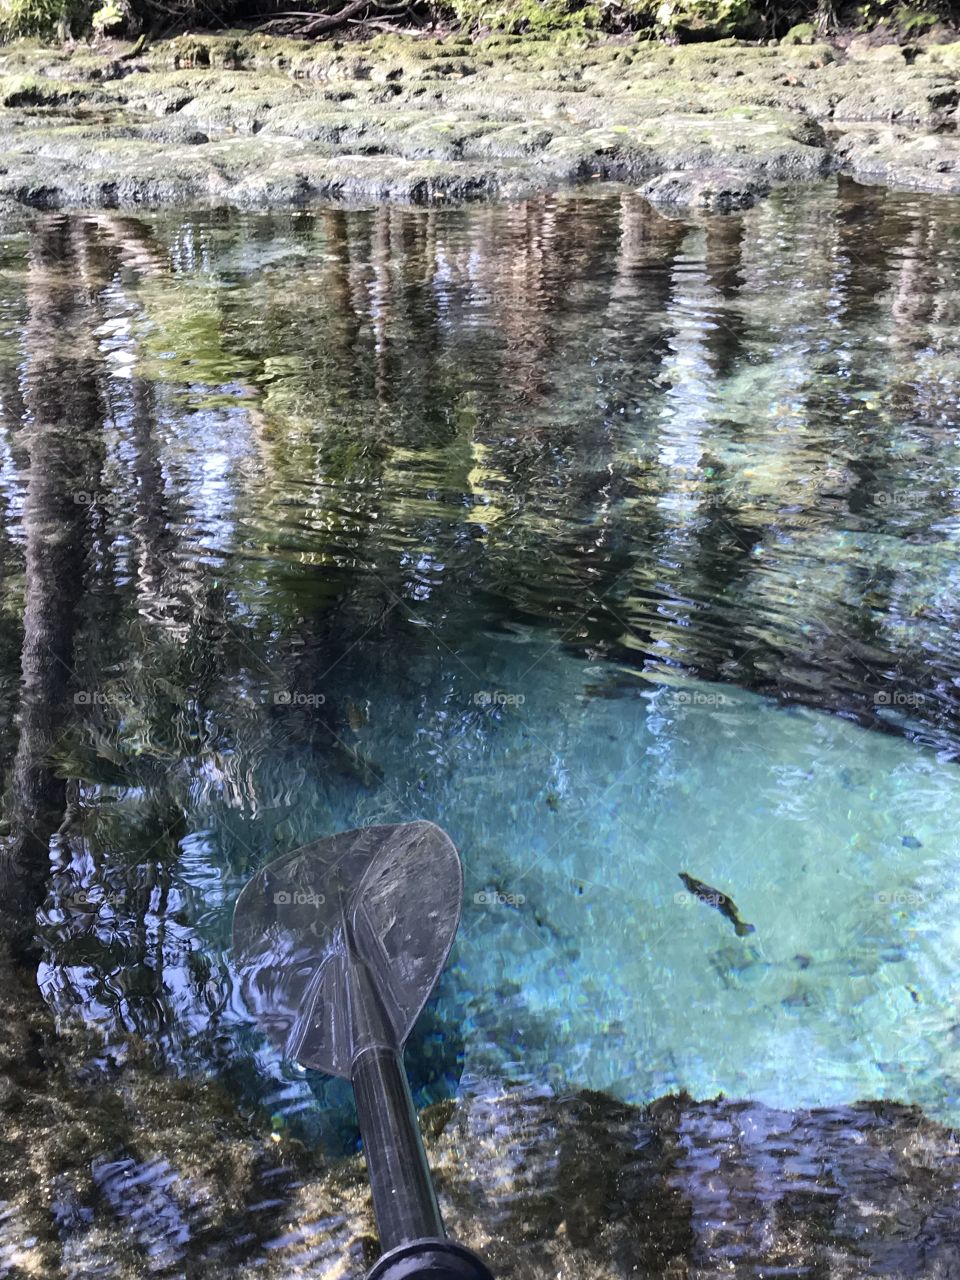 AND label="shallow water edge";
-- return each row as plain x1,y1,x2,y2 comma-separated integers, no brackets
3,949,960,1280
